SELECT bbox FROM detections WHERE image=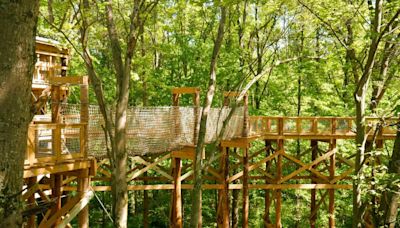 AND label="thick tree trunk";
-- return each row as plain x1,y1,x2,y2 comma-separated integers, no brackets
190,6,226,228
0,1,39,226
